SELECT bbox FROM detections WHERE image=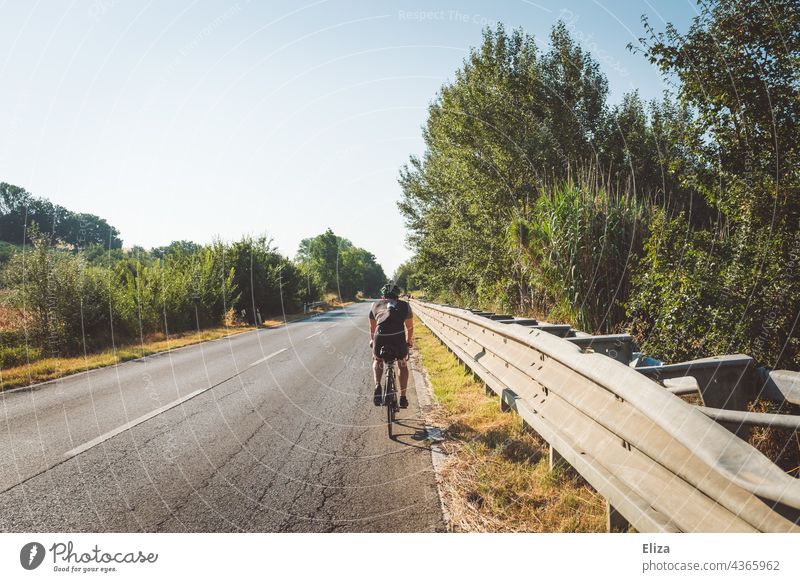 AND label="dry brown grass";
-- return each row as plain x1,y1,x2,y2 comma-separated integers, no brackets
413,316,606,532
0,299,354,392
748,399,800,477
0,304,27,332
0,326,256,391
